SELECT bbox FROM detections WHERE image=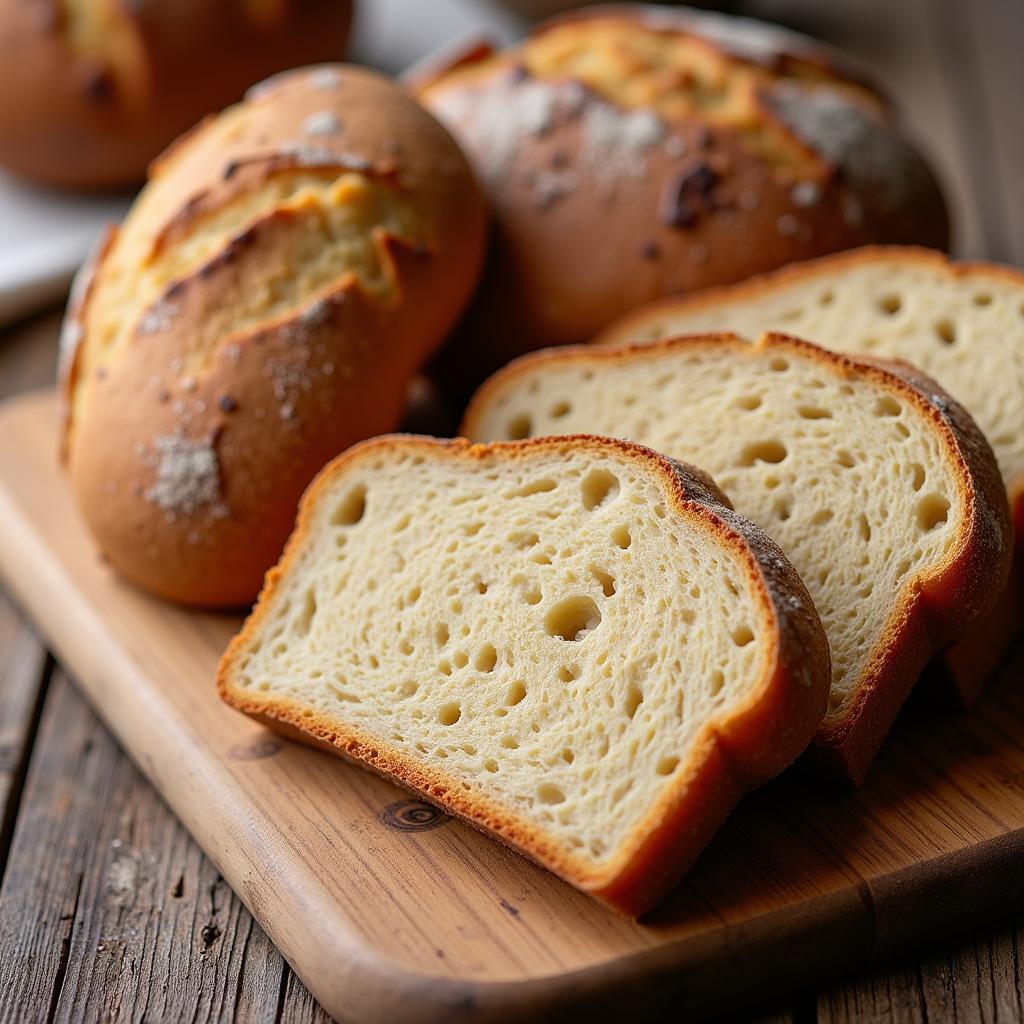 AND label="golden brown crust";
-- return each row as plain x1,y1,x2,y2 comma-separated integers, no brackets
418,6,948,394
65,66,488,607
0,0,353,189
461,333,1013,785
217,433,831,917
